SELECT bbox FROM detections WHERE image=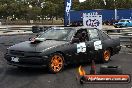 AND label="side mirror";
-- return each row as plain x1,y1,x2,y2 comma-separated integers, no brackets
71,38,80,43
